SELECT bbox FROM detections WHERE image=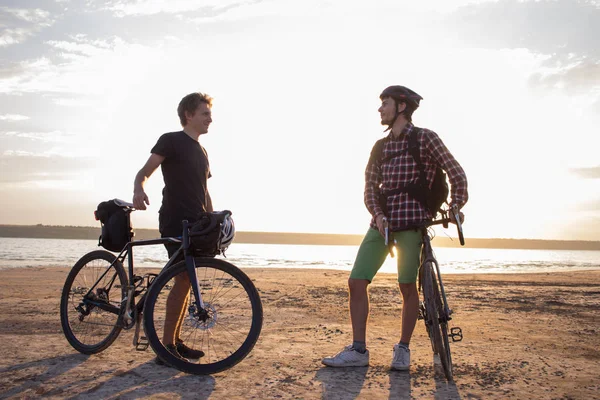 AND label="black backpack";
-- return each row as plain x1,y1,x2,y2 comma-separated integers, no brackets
369,128,449,218
94,200,133,252
189,212,223,257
